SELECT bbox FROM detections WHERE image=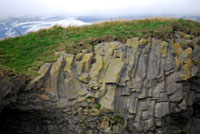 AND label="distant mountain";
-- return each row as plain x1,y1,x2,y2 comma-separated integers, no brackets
0,16,200,40
0,16,96,40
